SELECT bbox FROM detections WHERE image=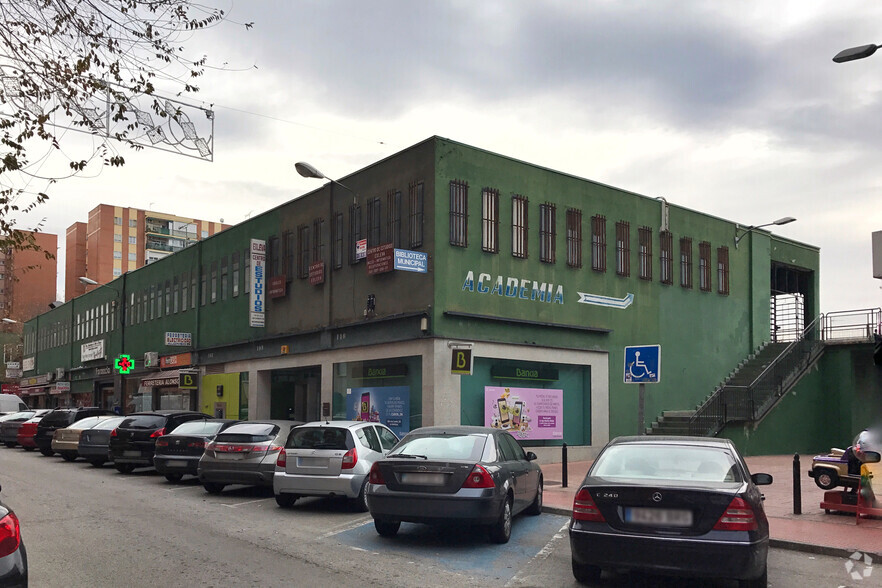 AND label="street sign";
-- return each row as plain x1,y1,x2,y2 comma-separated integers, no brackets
624,345,661,384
